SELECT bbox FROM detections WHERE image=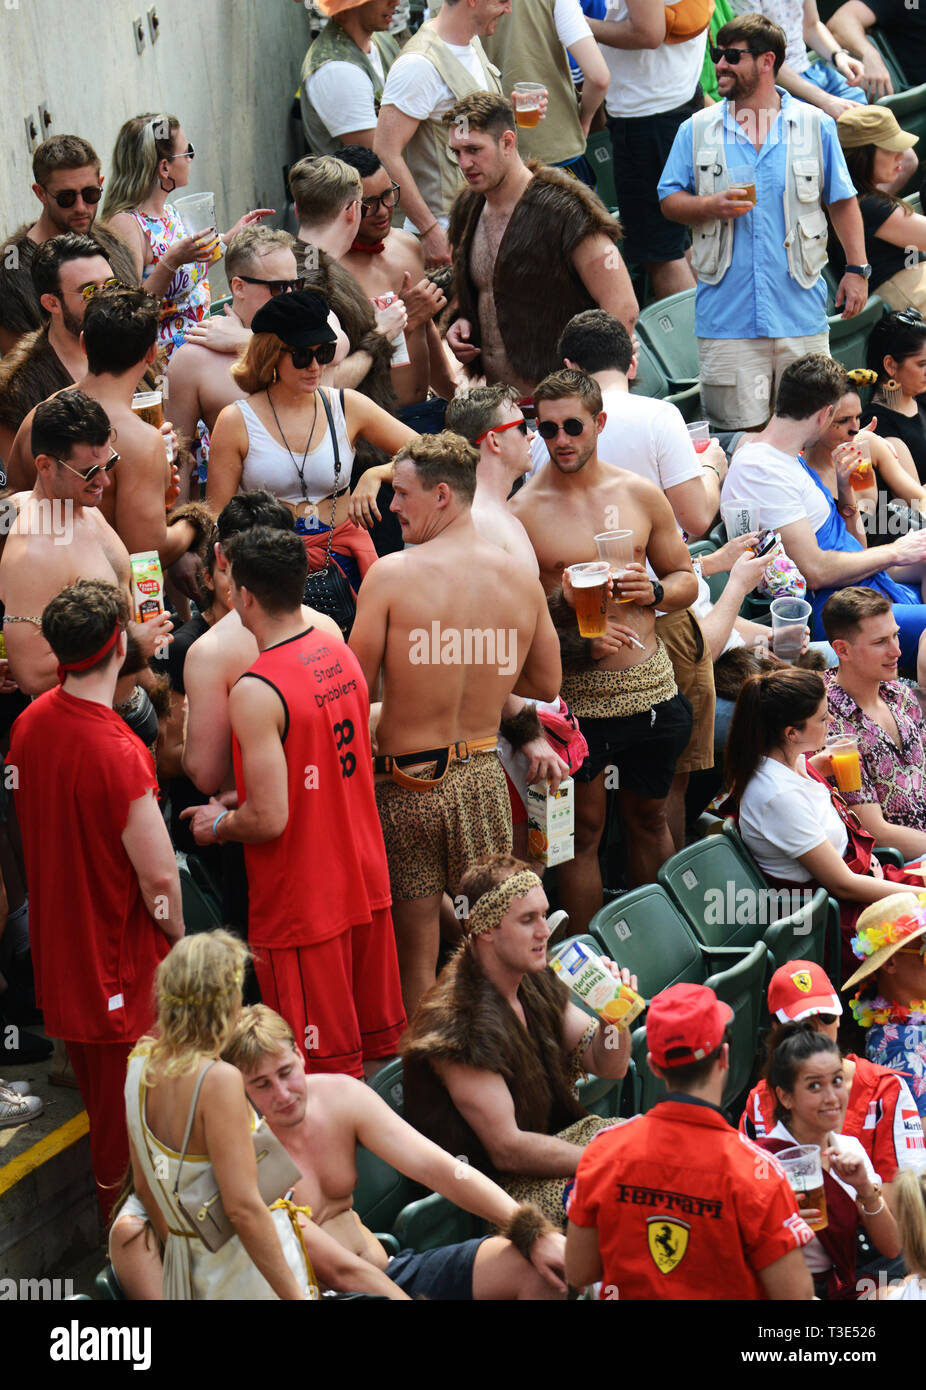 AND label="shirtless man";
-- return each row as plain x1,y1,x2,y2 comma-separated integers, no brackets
7,288,198,571
225,1004,568,1300
510,369,699,929
339,145,455,434
348,430,561,1014
444,93,637,397
0,390,172,696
